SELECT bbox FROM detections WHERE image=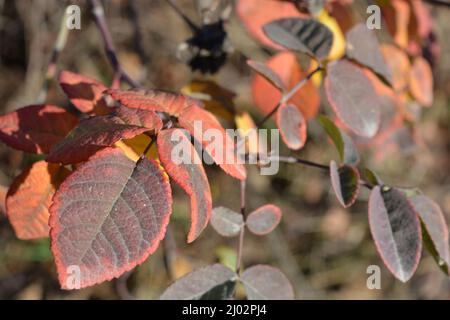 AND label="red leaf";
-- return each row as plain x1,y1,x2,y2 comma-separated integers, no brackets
47,106,162,164
6,161,70,240
329,160,360,208
178,105,246,180
252,52,320,120
106,89,199,116
246,204,281,235
325,60,381,137
276,103,307,150
49,147,172,289
236,0,307,50
368,186,422,282
157,129,212,243
0,105,78,154
59,70,110,115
